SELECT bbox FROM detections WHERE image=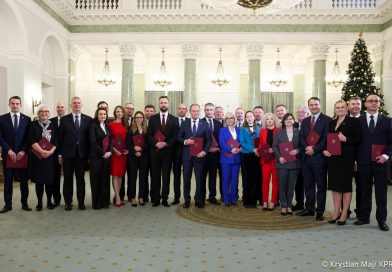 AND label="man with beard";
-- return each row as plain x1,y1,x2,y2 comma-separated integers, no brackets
253,106,264,128
171,104,189,205
144,104,155,126
147,96,179,207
